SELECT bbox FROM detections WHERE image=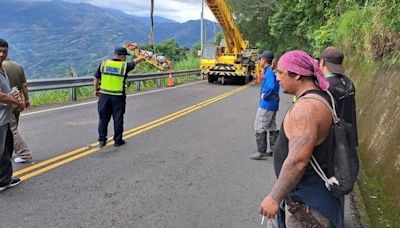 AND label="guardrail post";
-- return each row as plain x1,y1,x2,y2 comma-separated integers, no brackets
185,75,188,82
71,87,77,101
157,78,161,87
136,81,141,91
